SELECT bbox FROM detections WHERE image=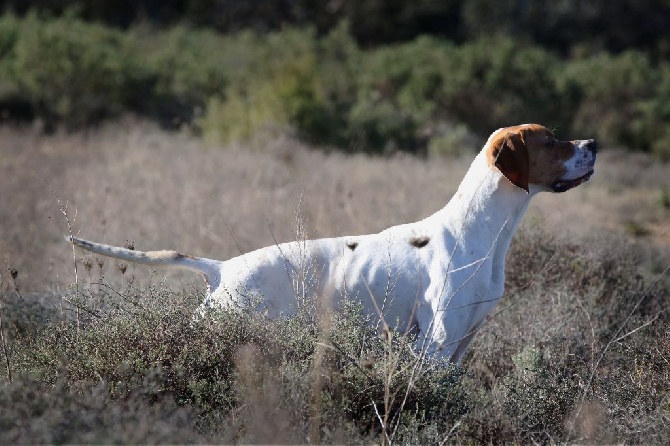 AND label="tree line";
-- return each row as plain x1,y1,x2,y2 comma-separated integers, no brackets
1,3,670,157
5,1,670,56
